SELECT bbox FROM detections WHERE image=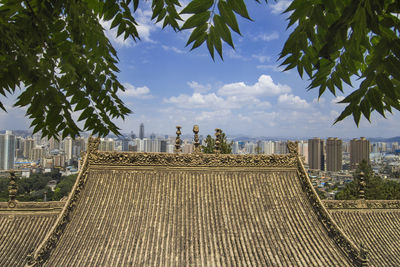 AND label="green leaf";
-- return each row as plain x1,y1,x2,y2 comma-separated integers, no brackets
206,35,215,60
75,98,90,111
210,26,222,59
334,104,354,124
186,23,208,46
111,13,123,29
0,101,6,112
190,33,207,50
227,0,252,20
213,15,234,48
133,0,139,11
376,73,396,99
181,11,210,30
180,0,214,14
218,0,240,35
